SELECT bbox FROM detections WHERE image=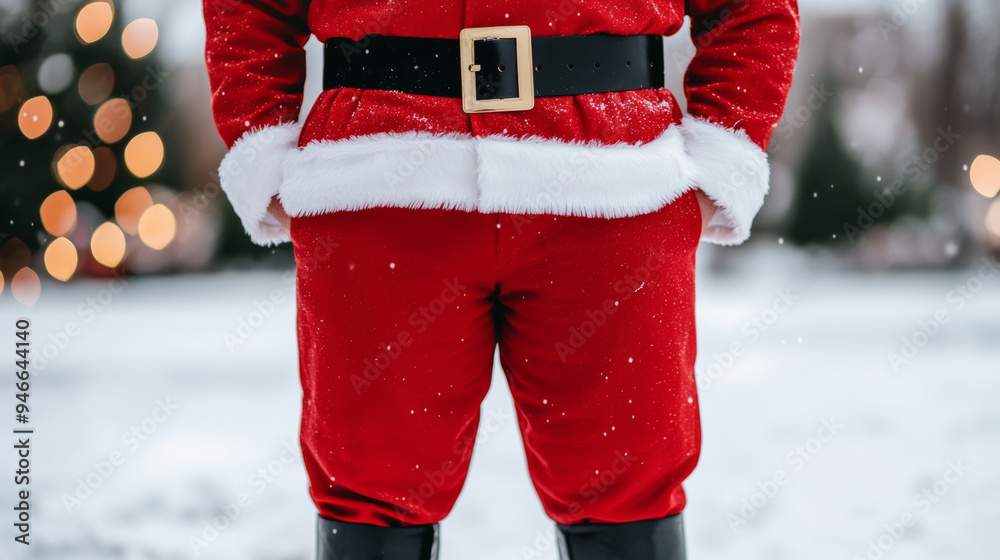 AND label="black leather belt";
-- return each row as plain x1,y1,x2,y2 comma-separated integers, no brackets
323,26,664,113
